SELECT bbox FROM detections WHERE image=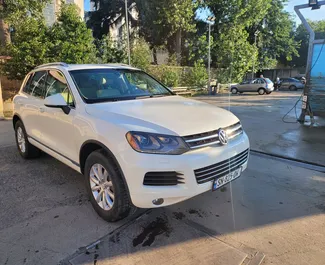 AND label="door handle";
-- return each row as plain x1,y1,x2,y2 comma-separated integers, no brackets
39,107,45,113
